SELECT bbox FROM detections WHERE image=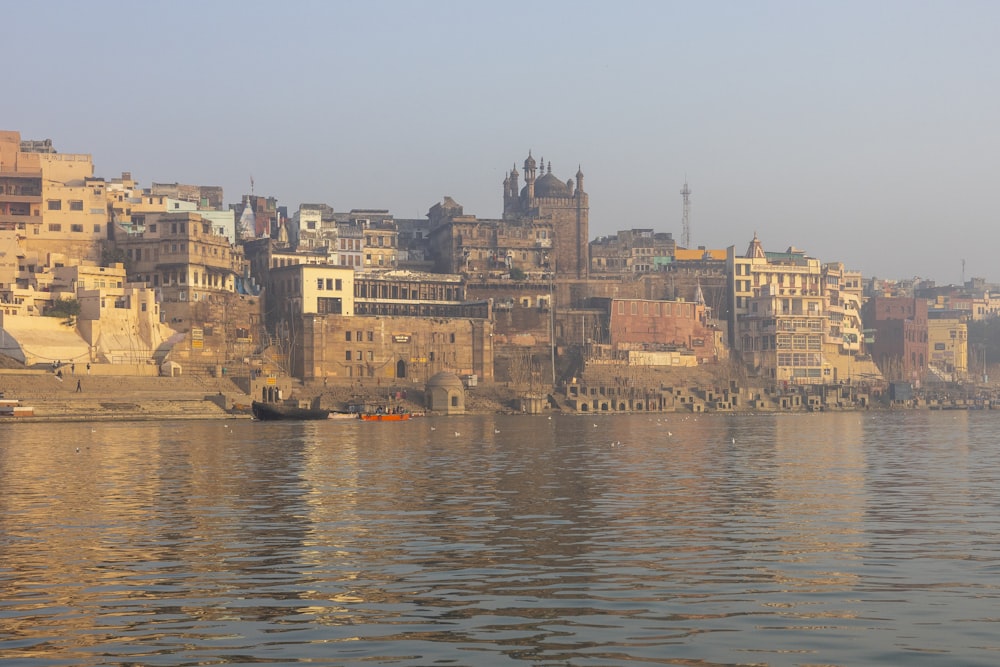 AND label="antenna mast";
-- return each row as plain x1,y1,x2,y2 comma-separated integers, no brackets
680,180,691,248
